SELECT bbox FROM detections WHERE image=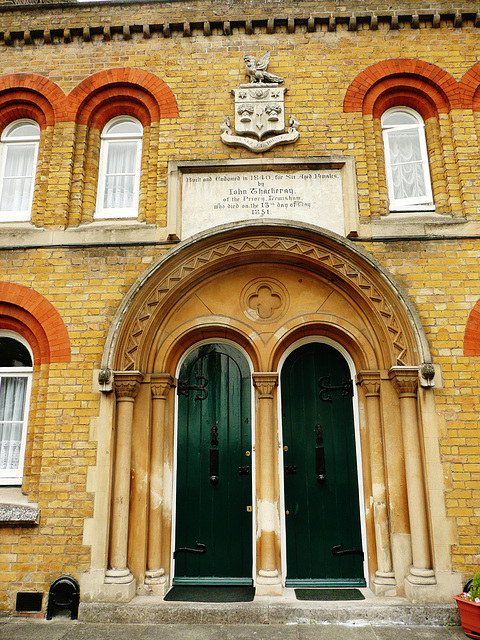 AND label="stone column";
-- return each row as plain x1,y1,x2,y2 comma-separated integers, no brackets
252,372,282,596
358,371,396,595
144,374,174,595
389,367,436,593
105,371,143,589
